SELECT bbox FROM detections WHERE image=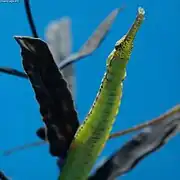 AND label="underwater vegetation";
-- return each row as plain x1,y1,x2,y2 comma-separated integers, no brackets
0,1,180,180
